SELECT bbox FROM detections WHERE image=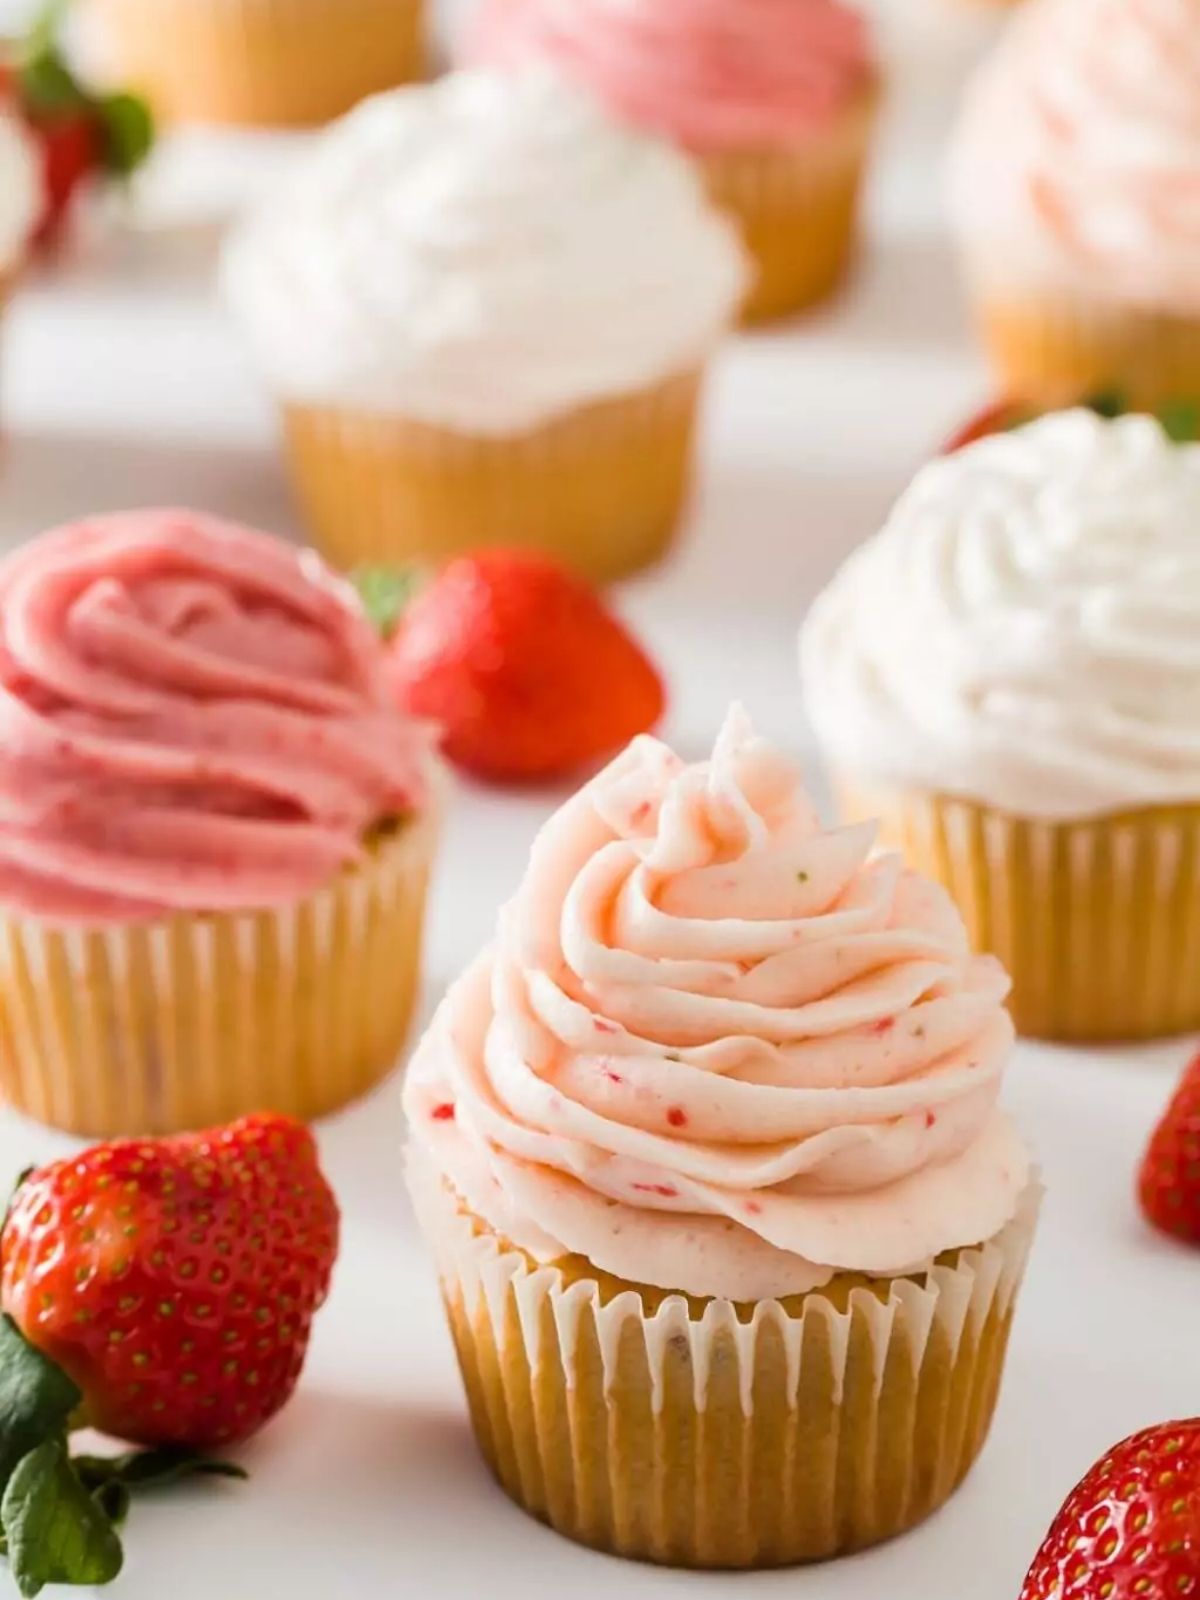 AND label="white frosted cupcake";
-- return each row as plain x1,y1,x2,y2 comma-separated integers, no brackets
802,409,1200,1042
948,0,1200,408
404,707,1038,1568
222,71,747,580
